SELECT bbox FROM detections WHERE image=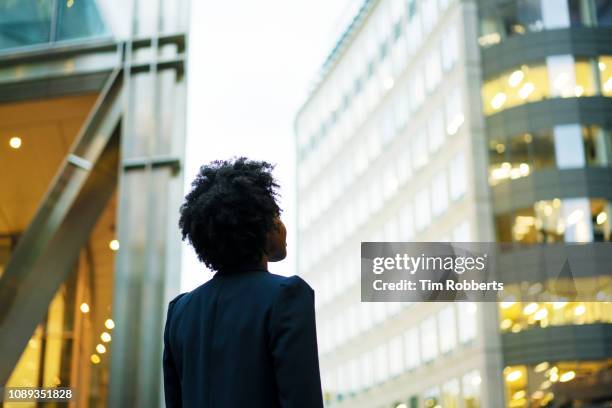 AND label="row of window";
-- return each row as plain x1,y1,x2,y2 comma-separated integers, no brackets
499,300,612,334
479,0,612,48
298,151,469,274
495,198,611,243
296,0,460,172
503,360,612,407
298,85,464,231
320,303,478,396
0,0,108,50
481,55,612,115
328,370,482,408
306,219,470,309
488,124,612,185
